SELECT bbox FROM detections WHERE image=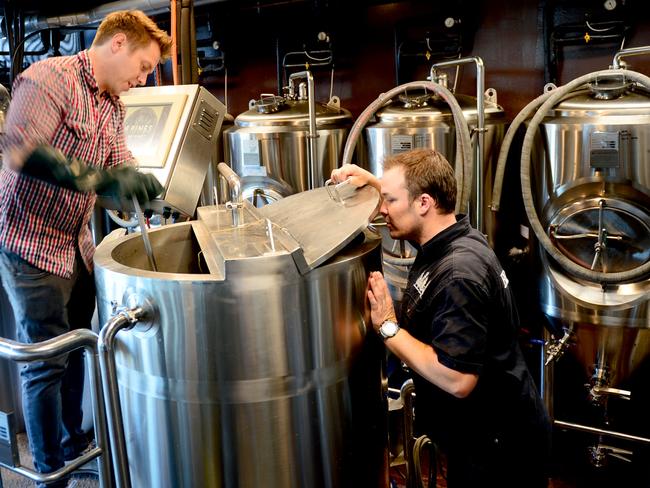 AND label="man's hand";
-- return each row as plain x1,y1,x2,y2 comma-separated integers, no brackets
330,163,377,189
95,166,163,205
19,145,163,204
367,271,397,331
